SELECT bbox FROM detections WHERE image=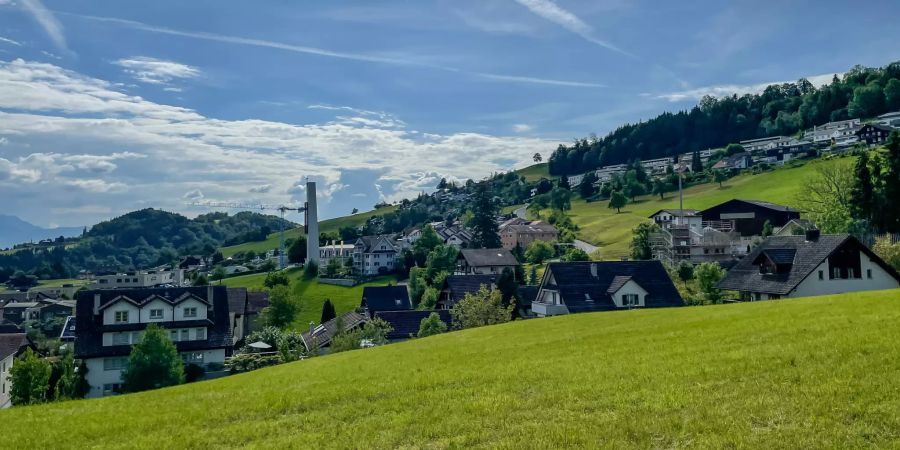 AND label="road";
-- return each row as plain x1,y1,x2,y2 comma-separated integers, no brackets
515,206,600,255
